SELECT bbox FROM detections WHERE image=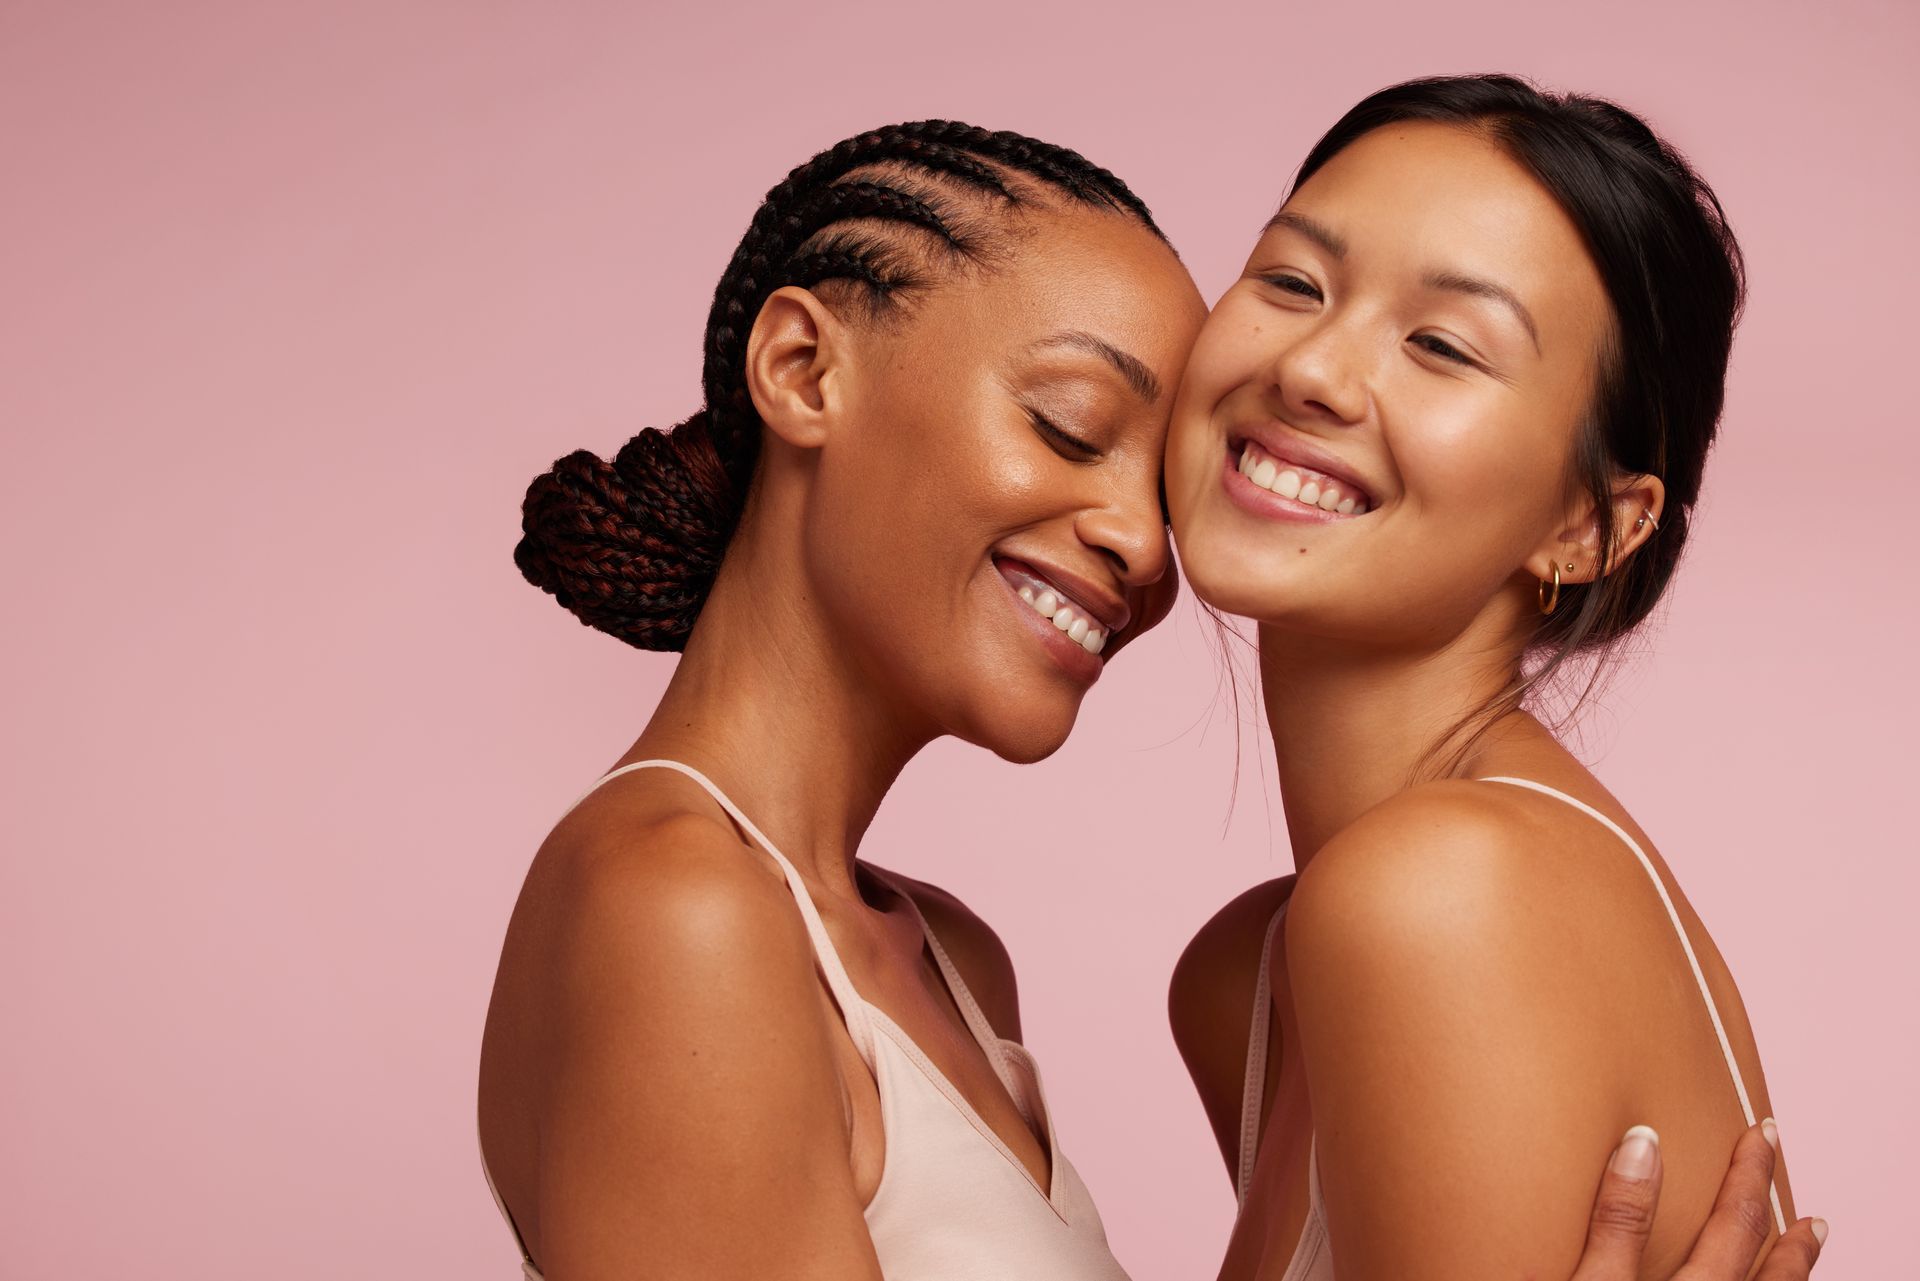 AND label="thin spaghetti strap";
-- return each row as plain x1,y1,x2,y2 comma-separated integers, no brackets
1237,902,1287,1210
1477,776,1787,1233
565,758,878,1064
866,869,1020,1091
